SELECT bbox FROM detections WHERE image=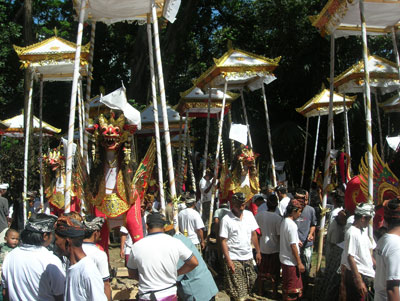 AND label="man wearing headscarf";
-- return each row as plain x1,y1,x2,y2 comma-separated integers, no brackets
127,212,198,300
83,216,111,300
340,202,376,301
0,183,9,243
220,192,261,300
55,216,107,301
280,199,305,301
374,198,400,301
2,213,65,300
